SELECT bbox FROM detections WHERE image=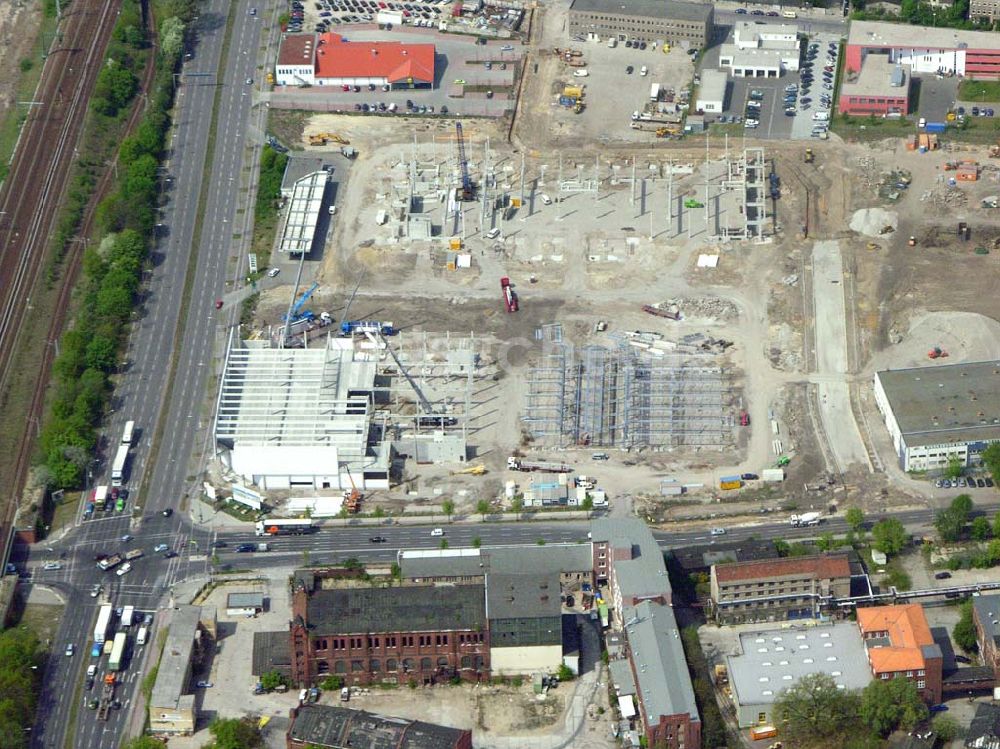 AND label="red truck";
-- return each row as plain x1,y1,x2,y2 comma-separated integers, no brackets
501,277,518,313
